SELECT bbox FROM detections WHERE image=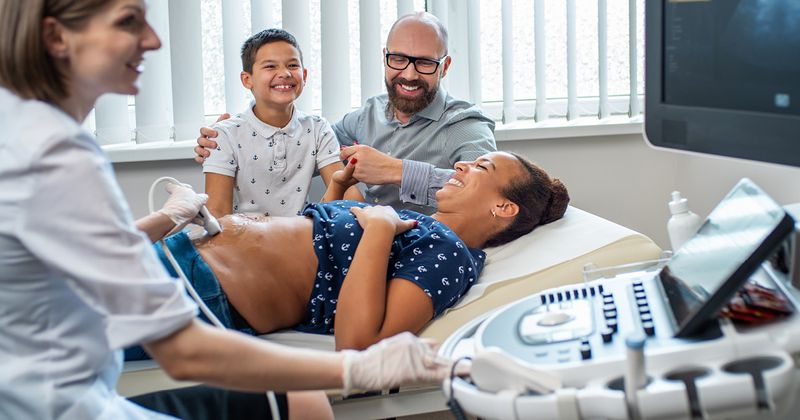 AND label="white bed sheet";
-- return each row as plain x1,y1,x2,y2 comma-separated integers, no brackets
459,206,637,307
